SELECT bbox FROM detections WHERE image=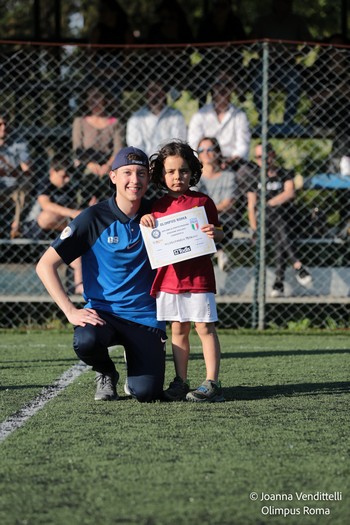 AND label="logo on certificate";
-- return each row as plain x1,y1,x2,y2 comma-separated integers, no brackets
151,229,161,239
190,218,199,231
